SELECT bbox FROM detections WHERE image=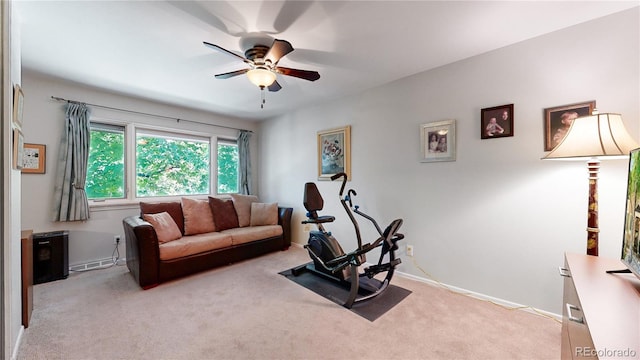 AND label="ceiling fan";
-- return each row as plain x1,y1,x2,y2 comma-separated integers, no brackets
203,38,320,107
